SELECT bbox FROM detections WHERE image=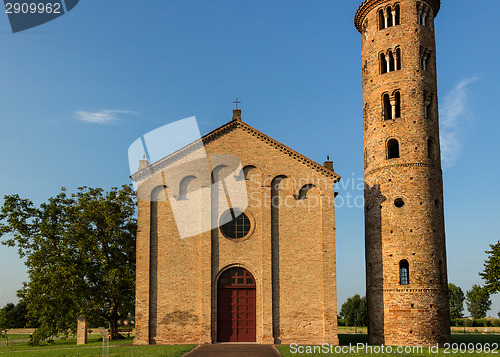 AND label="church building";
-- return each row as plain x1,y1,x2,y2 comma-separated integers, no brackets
131,109,341,344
